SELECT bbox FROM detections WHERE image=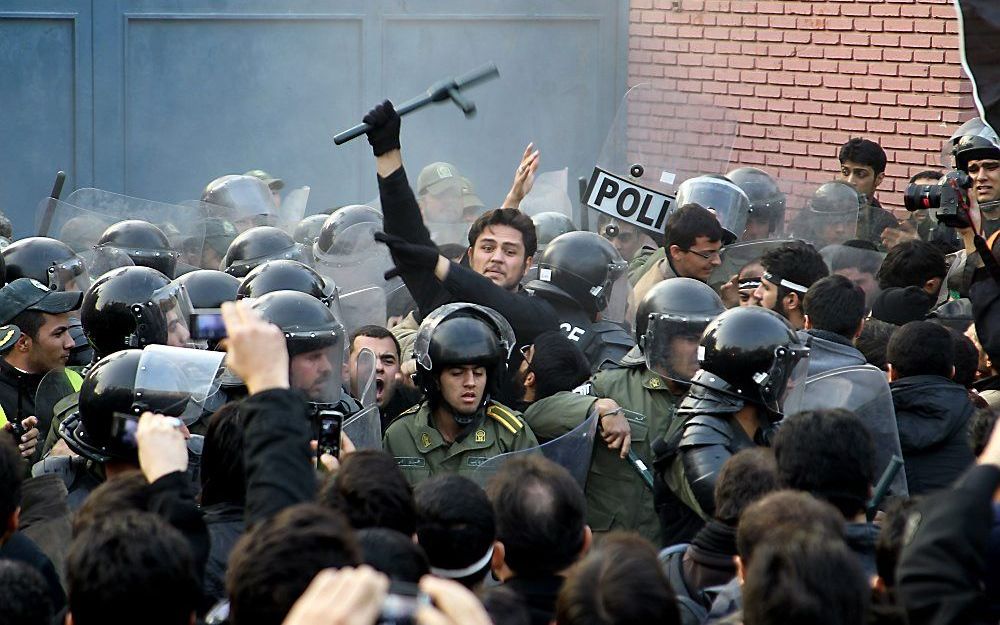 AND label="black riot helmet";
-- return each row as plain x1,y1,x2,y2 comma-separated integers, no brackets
694,306,808,416
2,237,79,288
171,270,241,309
808,180,862,216
412,303,514,425
526,231,627,316
81,266,194,359
238,260,339,308
221,226,308,278
954,132,1000,173
314,205,383,256
727,167,786,234
531,212,576,252
293,214,329,247
97,220,178,278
